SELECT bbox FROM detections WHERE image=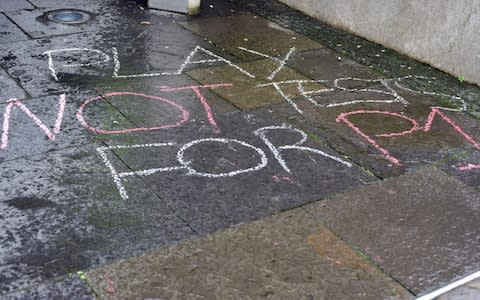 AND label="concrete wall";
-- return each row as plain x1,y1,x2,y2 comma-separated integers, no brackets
279,0,480,85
